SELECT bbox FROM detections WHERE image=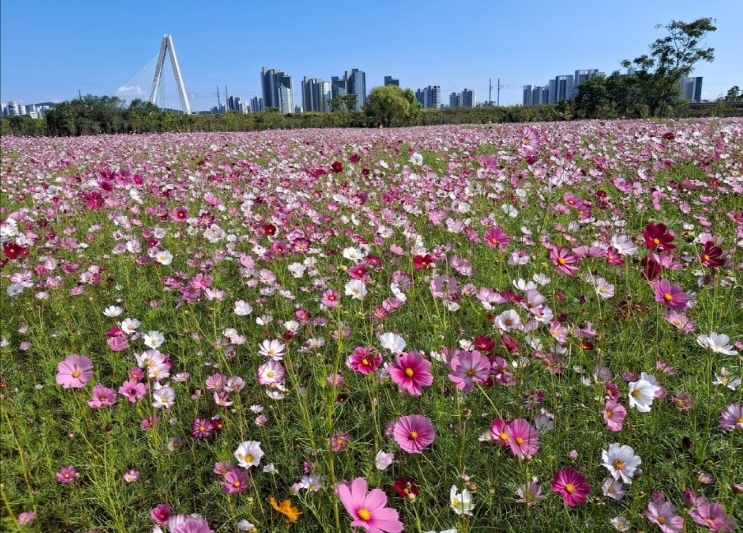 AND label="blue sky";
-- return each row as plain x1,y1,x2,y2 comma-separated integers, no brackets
2,0,741,110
